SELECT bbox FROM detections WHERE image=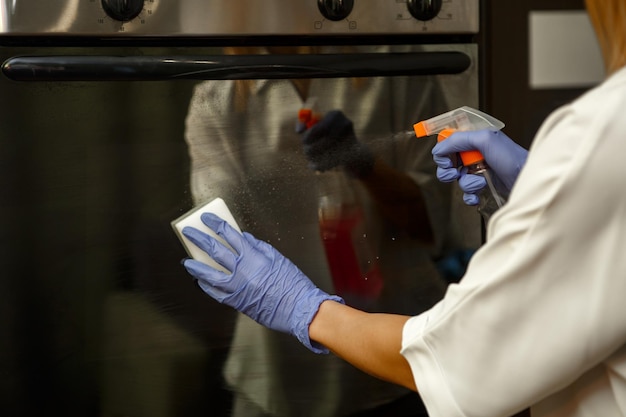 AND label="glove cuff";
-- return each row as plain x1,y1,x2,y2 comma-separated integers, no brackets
292,289,345,354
